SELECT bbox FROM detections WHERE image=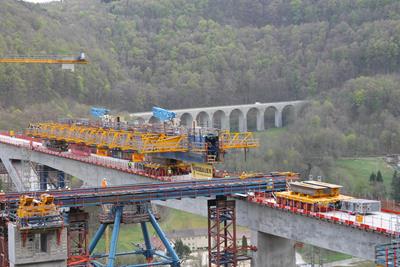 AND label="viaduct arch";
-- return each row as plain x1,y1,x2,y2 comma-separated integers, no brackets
131,100,307,132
